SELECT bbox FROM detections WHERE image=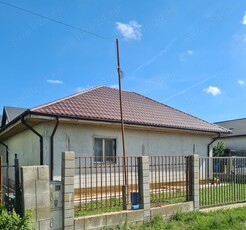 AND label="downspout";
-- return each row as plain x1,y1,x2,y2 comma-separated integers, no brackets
21,116,44,165
50,117,59,181
207,133,221,157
